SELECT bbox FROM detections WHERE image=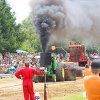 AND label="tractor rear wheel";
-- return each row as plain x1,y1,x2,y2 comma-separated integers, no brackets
65,67,76,81
76,68,83,77
56,63,65,81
